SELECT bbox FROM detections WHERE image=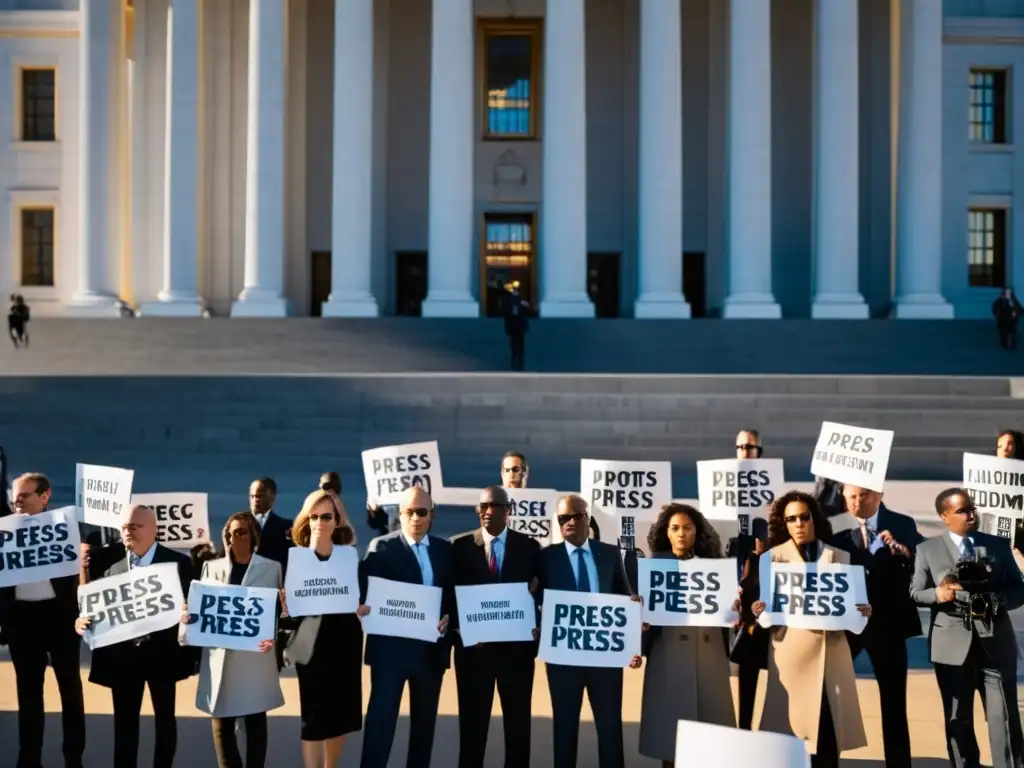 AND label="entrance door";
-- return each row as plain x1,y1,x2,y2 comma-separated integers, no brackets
587,252,620,318
683,251,706,318
310,251,331,317
395,251,428,317
482,213,535,317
